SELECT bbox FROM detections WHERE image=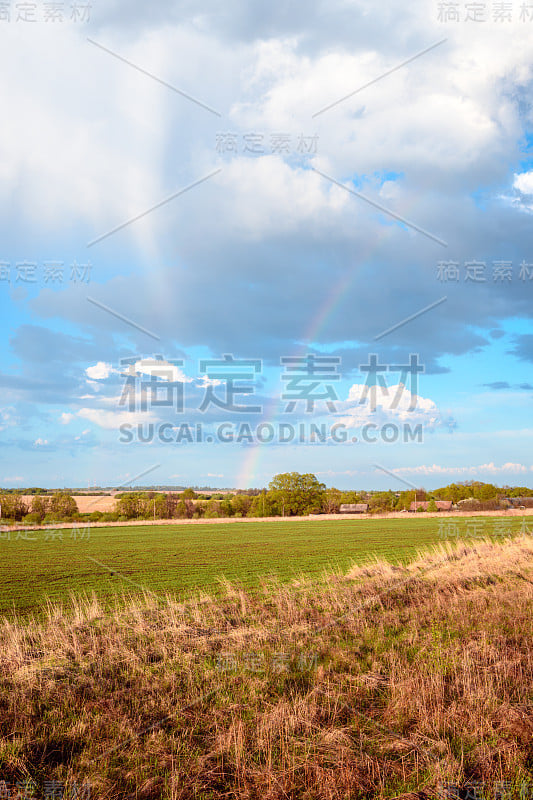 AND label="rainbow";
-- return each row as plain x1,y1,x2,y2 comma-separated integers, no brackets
235,223,399,488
